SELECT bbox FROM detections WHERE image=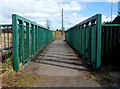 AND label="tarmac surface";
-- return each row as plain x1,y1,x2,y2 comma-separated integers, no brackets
24,39,104,87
